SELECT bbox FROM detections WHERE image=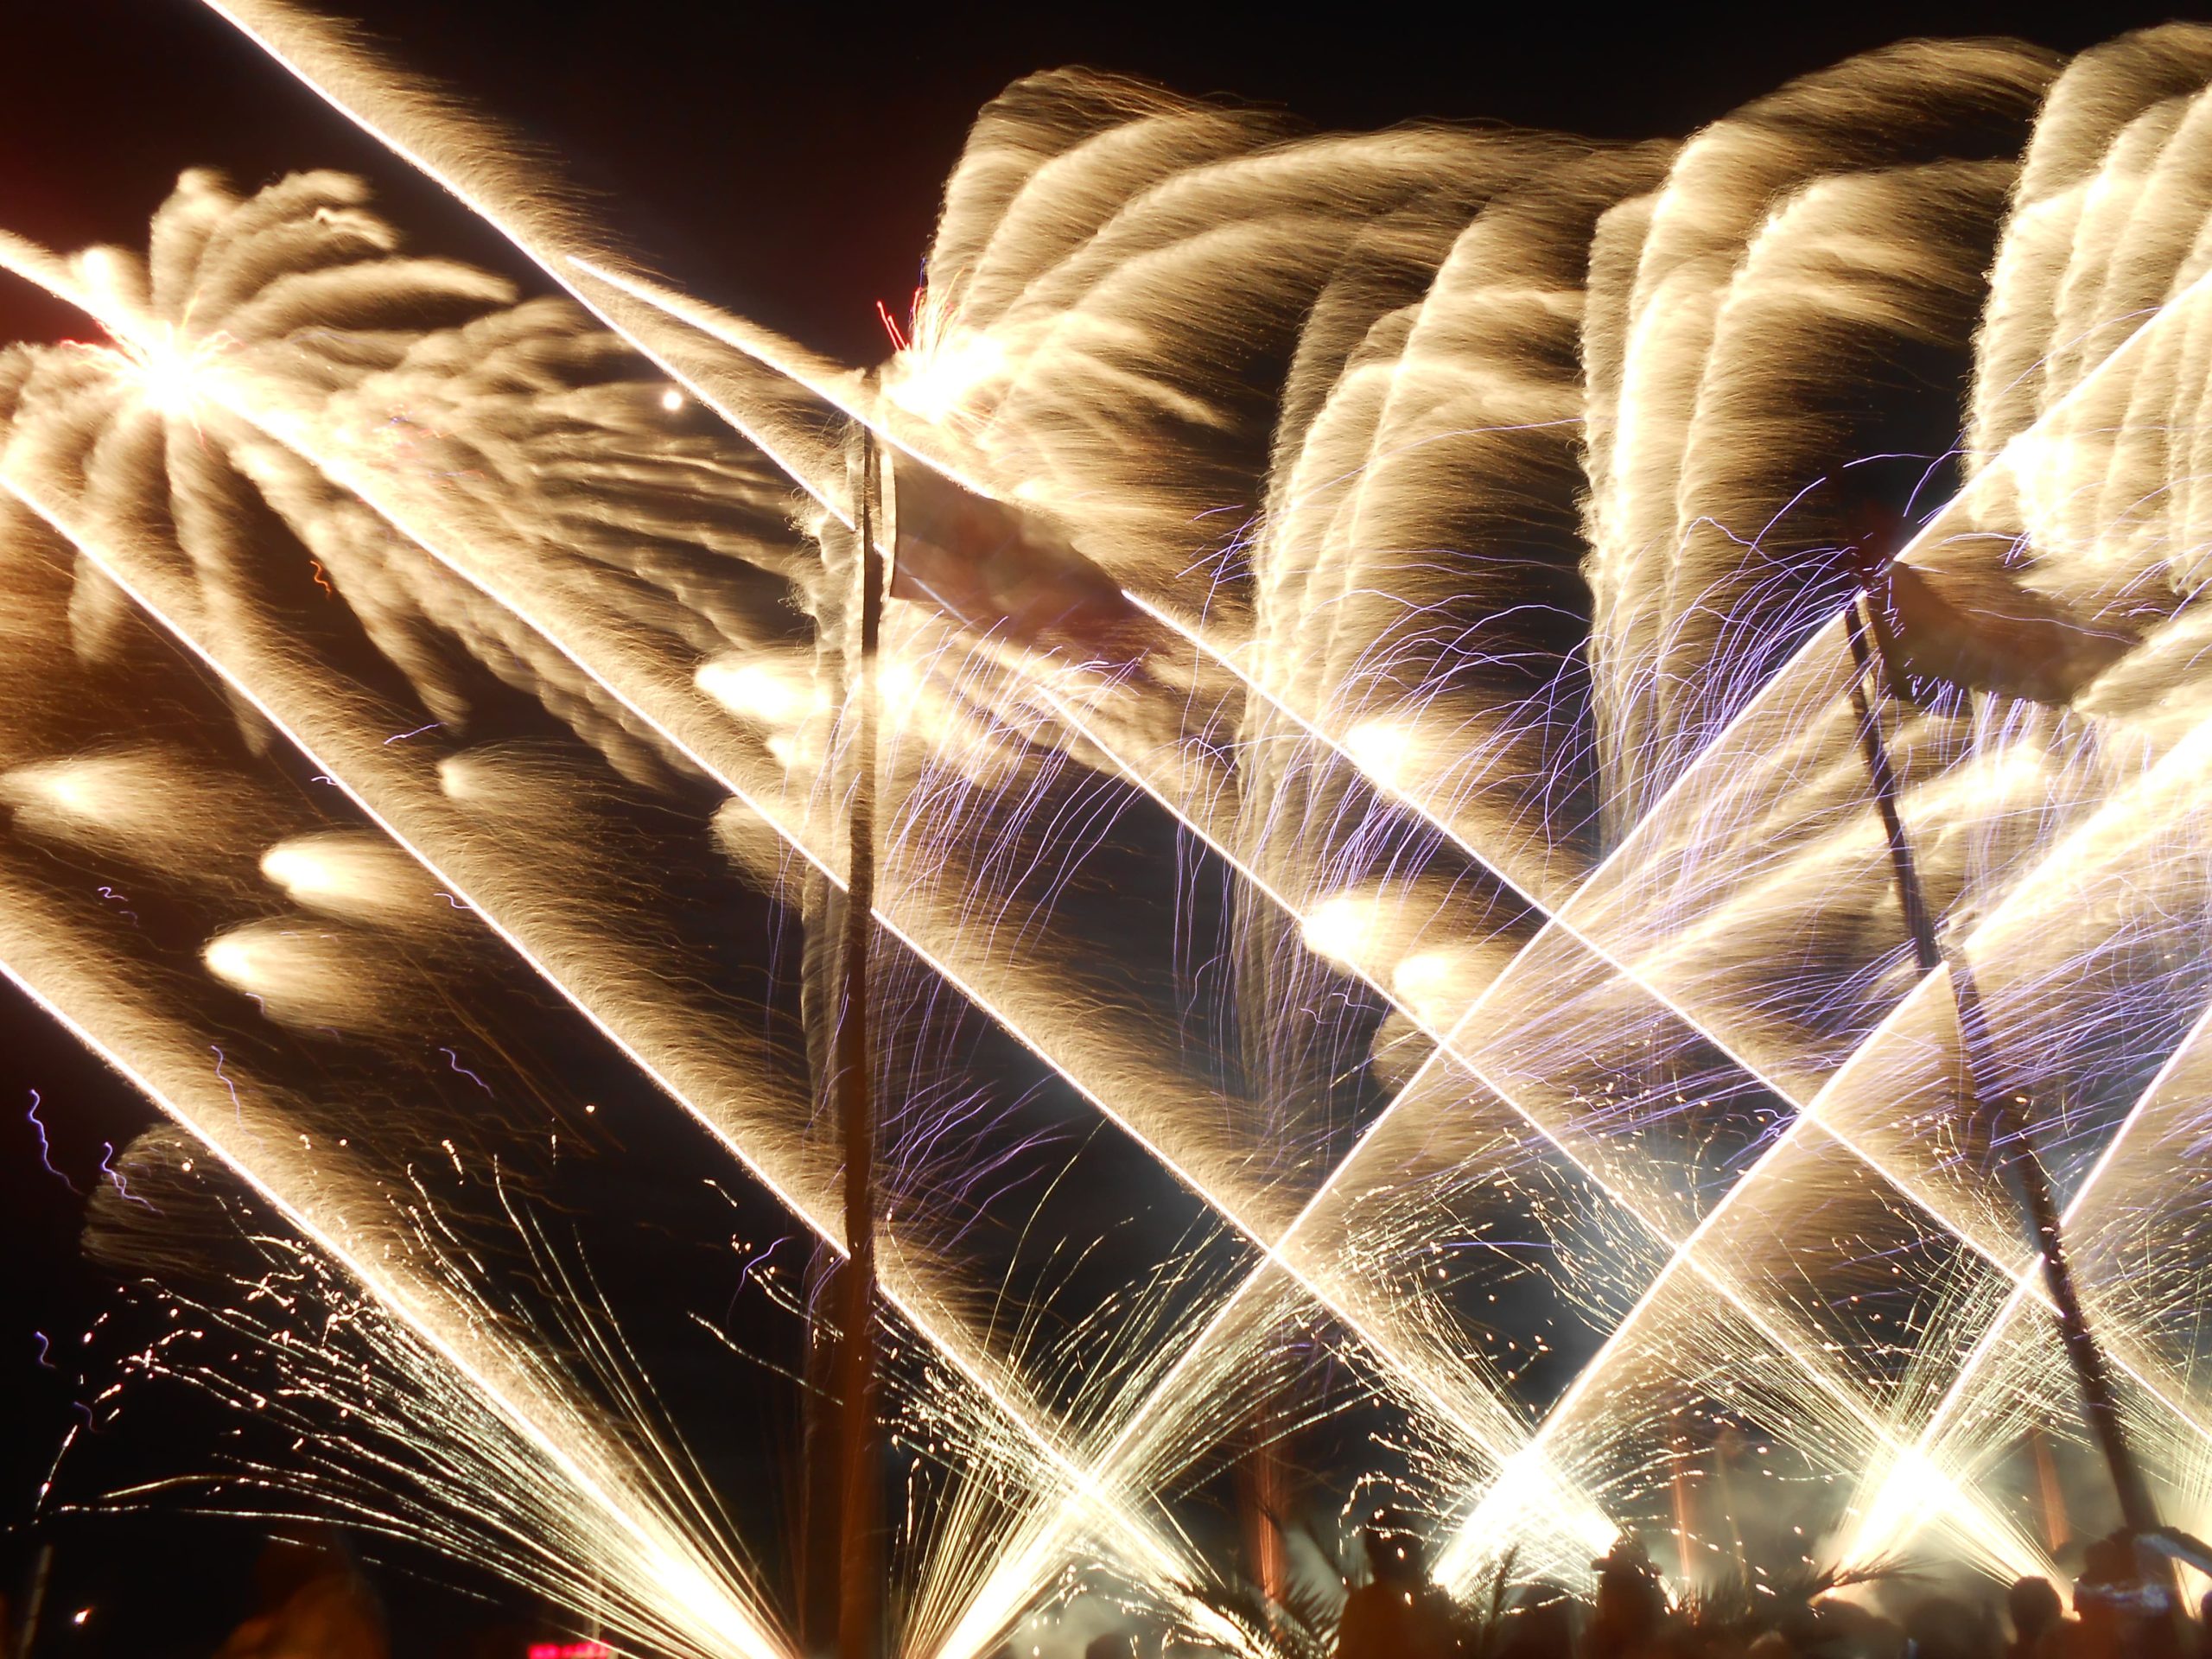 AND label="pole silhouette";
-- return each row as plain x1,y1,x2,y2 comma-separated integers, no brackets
837,420,885,1659
1843,588,2158,1537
